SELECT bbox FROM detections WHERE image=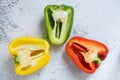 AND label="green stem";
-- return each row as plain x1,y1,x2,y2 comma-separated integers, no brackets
14,55,20,64
94,55,101,64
